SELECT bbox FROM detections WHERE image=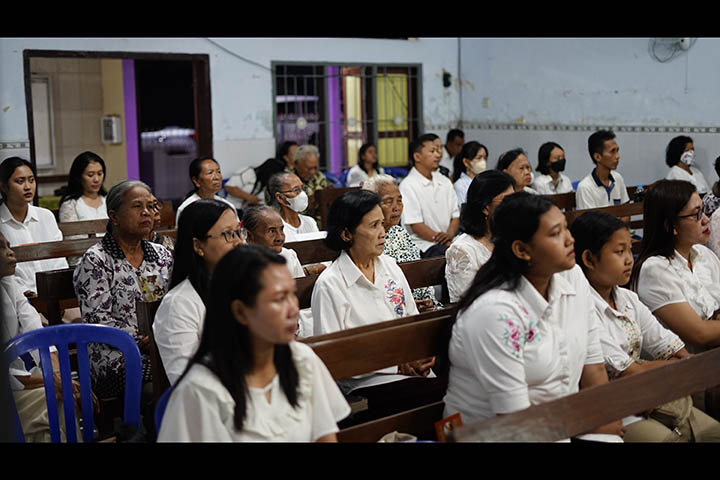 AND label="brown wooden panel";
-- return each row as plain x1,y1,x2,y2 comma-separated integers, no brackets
401,257,446,290
450,347,720,442
338,401,445,443
565,201,644,226
549,192,576,211
157,200,175,229
58,219,108,238
314,186,360,229
305,311,455,380
35,268,77,325
136,299,170,403
285,238,338,266
154,228,177,240
295,273,320,310
13,237,101,263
